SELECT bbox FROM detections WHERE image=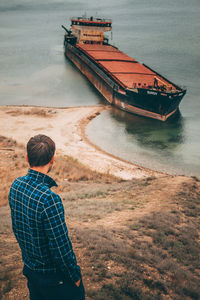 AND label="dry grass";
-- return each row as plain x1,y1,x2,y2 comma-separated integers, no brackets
69,179,200,300
6,107,56,117
0,136,27,206
0,135,199,299
51,155,119,191
0,135,119,207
